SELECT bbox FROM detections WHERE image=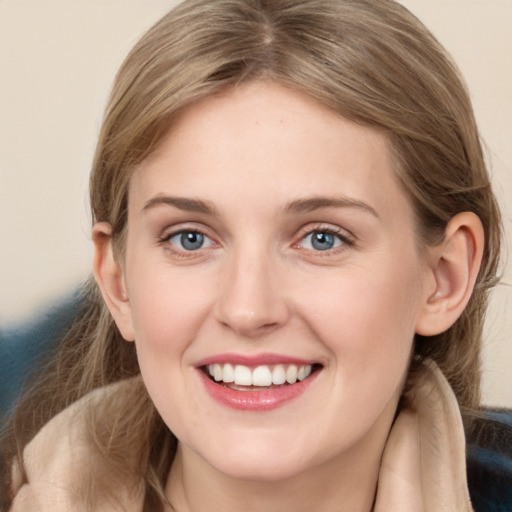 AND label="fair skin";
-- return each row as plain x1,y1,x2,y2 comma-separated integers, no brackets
93,82,483,512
